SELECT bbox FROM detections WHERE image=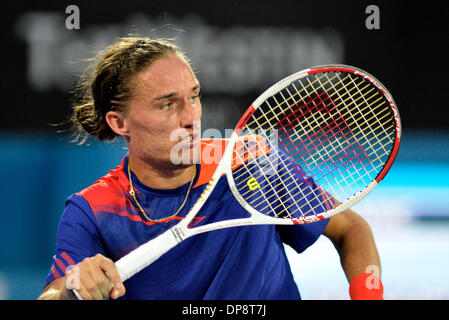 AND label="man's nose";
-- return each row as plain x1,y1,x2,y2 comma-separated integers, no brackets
180,99,201,128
